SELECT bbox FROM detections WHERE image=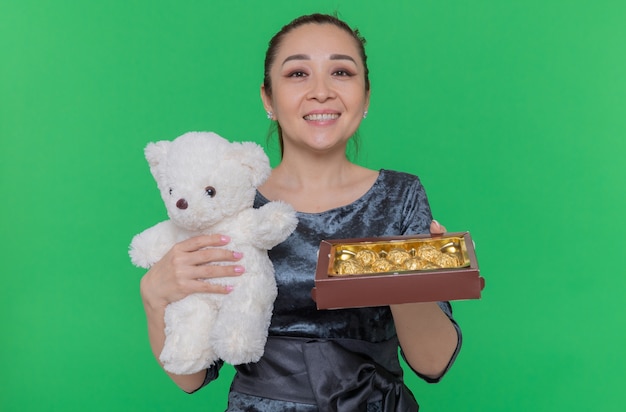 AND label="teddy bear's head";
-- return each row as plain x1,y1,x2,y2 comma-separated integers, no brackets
144,132,271,231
